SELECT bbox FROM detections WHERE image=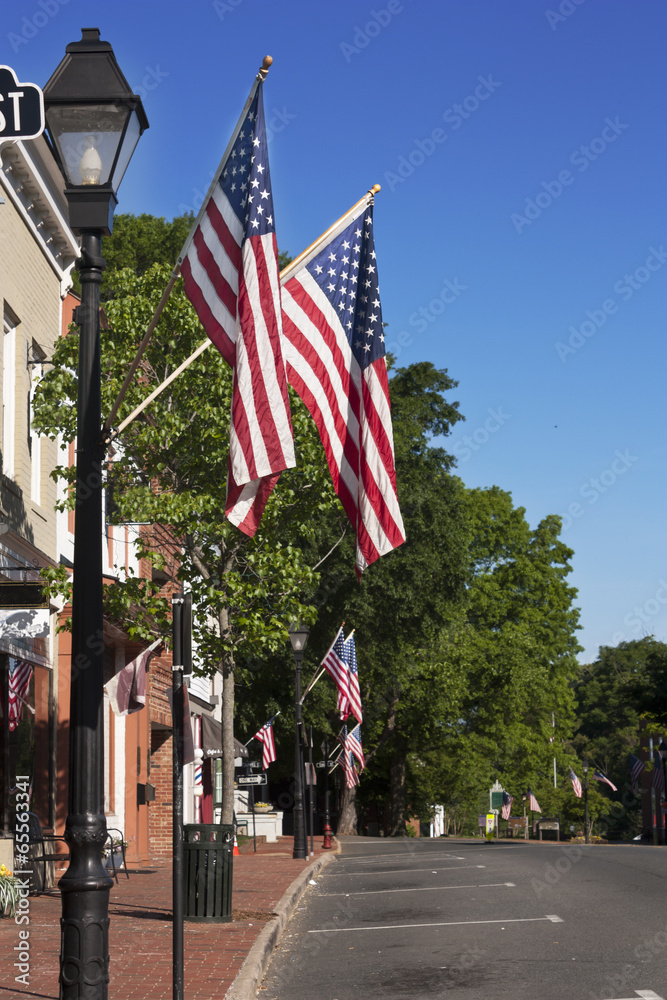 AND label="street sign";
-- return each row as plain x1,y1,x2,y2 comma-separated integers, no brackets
0,582,48,609
237,774,267,786
316,760,336,769
0,66,44,142
247,761,262,769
